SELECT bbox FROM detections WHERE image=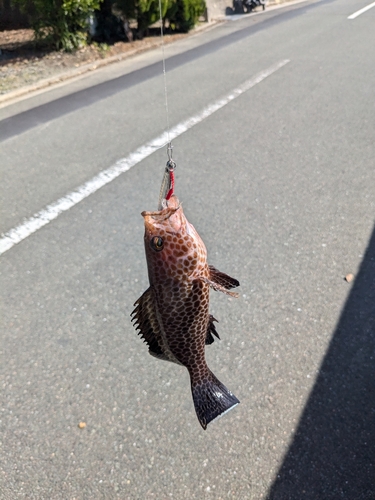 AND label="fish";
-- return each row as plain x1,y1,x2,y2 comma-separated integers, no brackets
131,194,240,429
